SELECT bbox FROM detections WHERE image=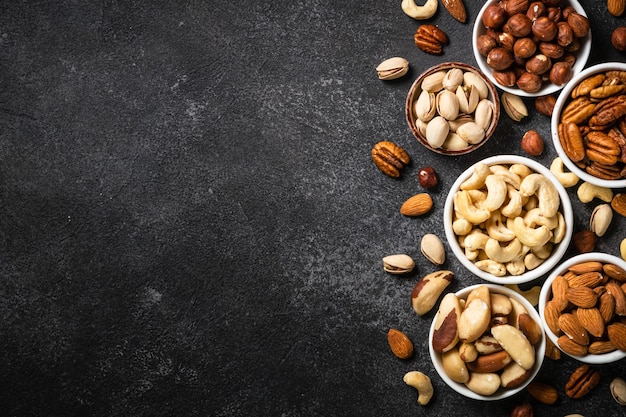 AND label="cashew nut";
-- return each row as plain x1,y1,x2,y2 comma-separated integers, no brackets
483,175,508,212
403,371,434,405
577,181,613,203
523,207,558,229
486,210,515,242
549,157,579,188
523,252,545,271
401,0,438,20
461,162,490,190
464,229,488,260
484,238,523,263
550,212,566,244
506,258,526,276
511,217,552,247
454,190,491,224
509,163,532,179
501,186,523,218
452,217,473,235
530,242,553,259
490,164,521,189
519,173,560,217
475,259,507,276
504,284,541,306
